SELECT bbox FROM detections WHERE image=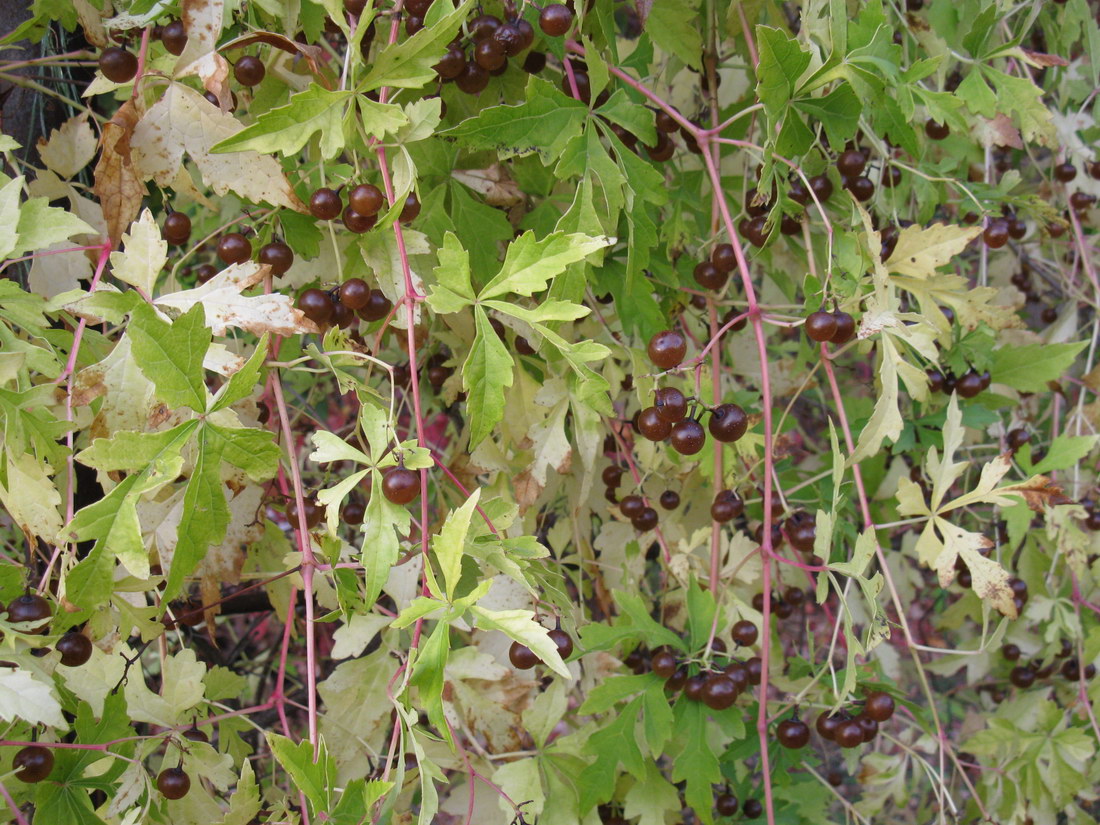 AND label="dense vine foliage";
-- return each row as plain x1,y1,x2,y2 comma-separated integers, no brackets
1,0,1099,823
